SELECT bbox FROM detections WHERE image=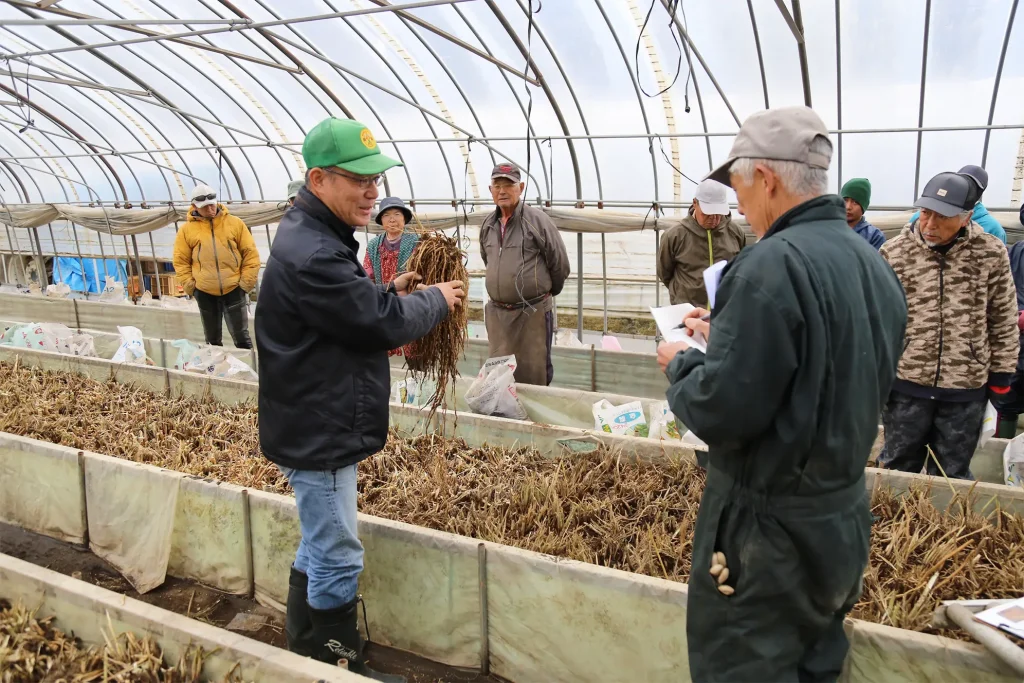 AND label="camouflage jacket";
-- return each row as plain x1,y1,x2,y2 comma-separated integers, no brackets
880,221,1019,391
